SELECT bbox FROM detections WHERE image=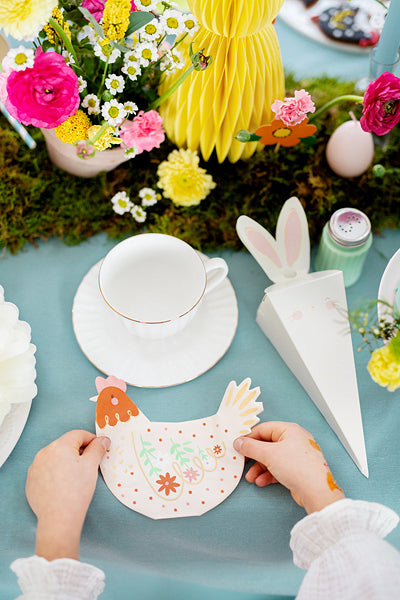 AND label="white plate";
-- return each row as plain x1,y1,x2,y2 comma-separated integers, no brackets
279,0,386,55
377,248,400,329
72,254,238,387
0,401,32,469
